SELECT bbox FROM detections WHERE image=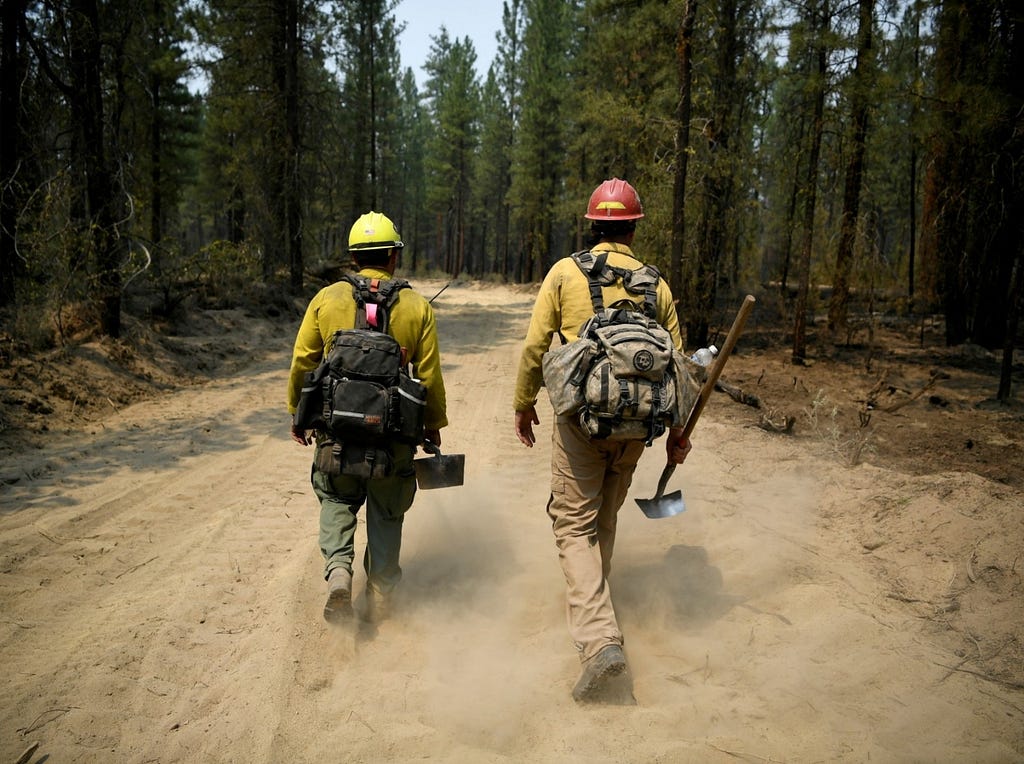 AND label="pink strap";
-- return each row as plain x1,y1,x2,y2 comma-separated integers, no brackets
365,302,379,328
